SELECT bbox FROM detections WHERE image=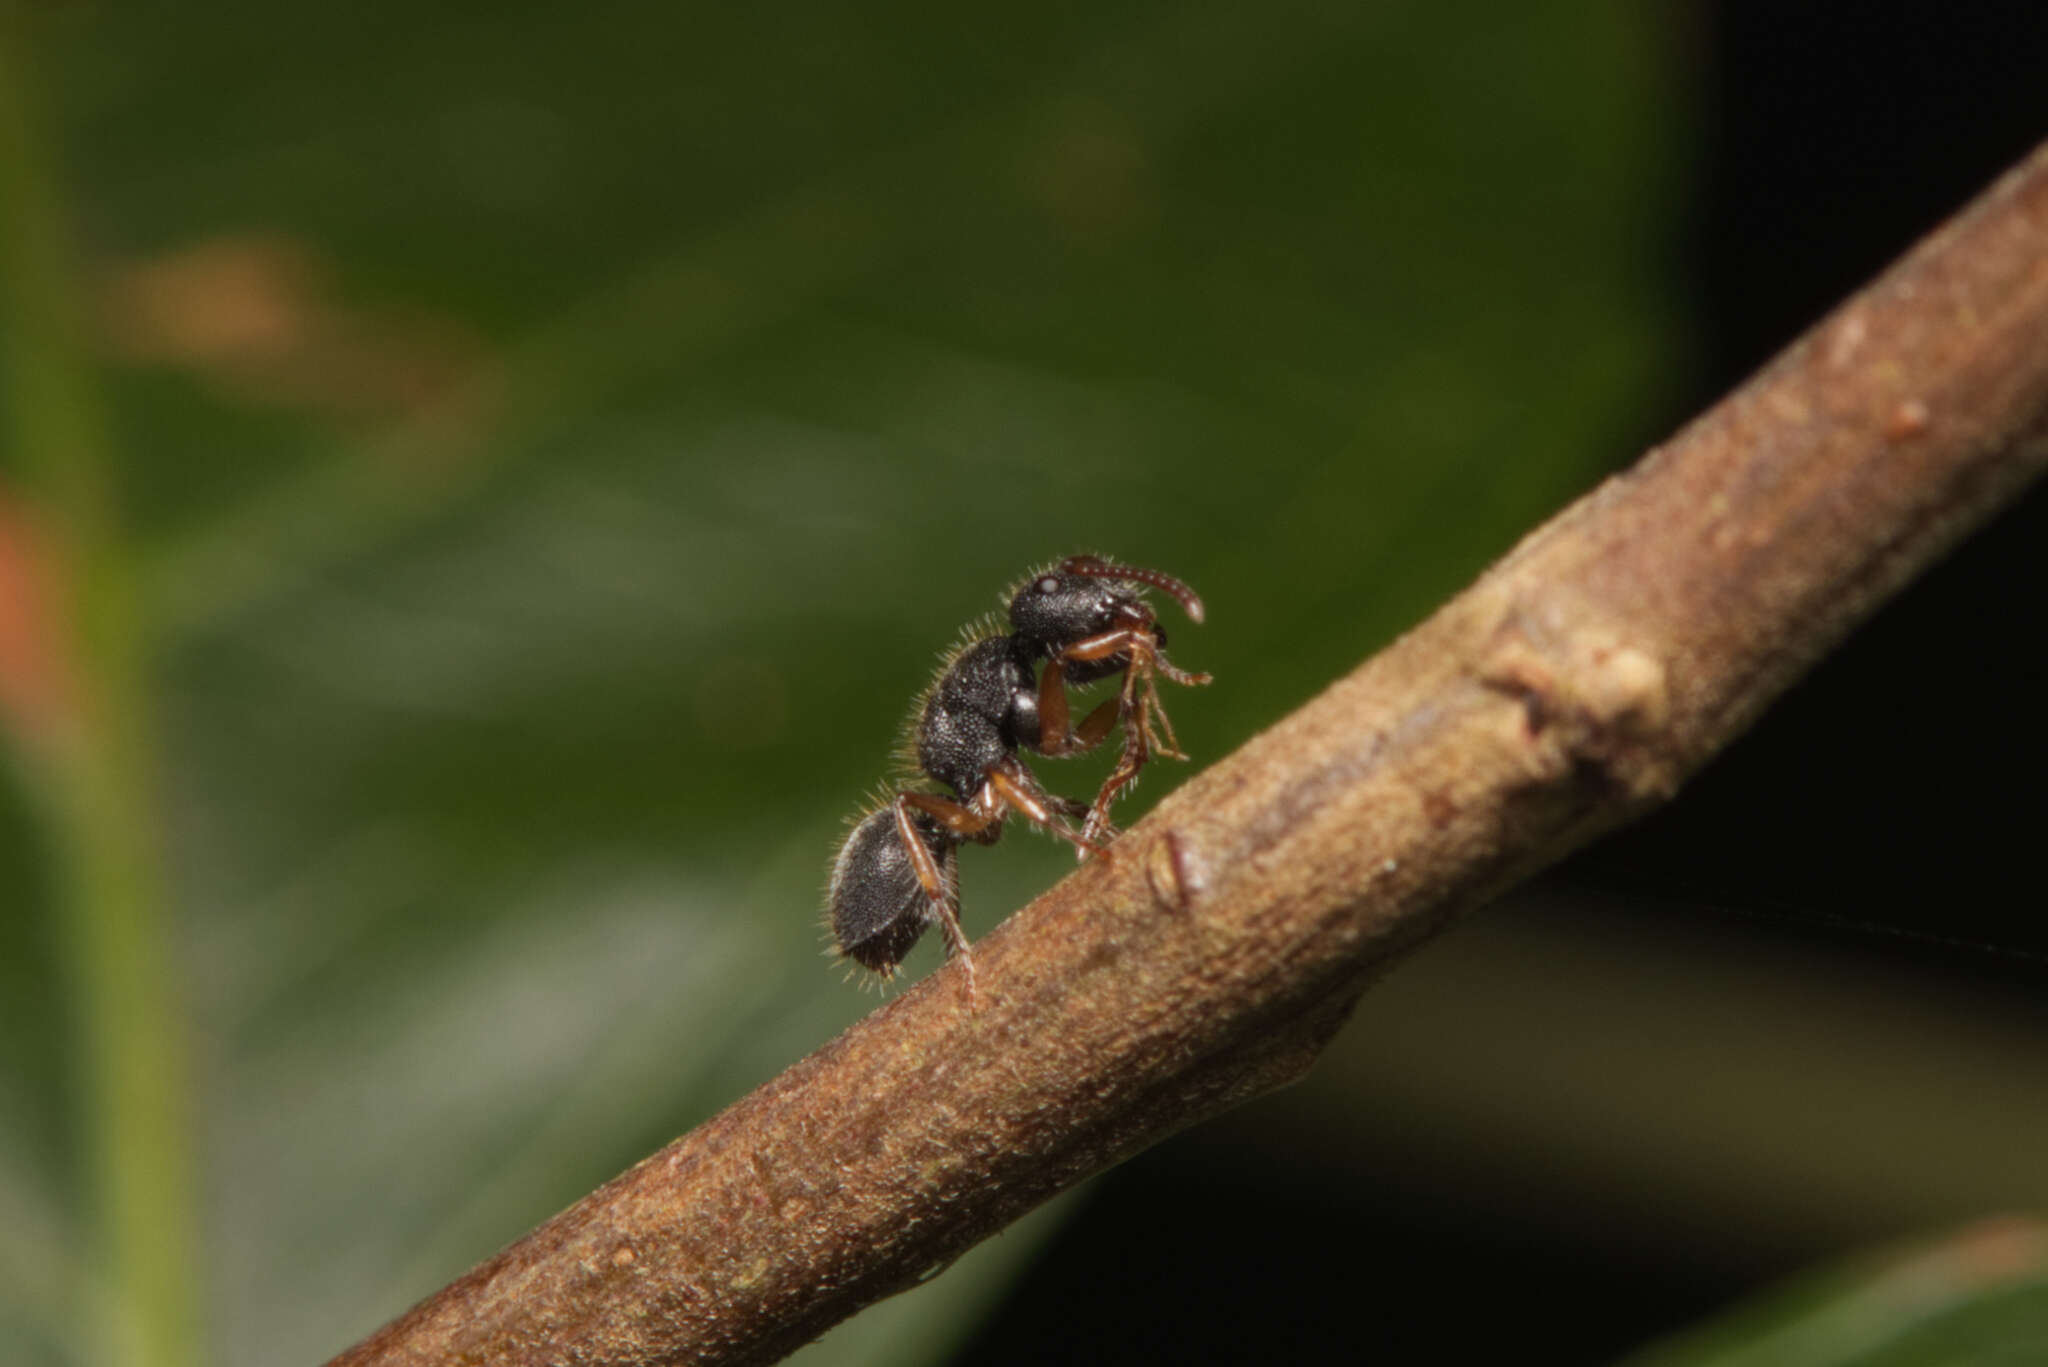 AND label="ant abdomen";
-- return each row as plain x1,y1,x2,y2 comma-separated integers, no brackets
828,806,957,976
